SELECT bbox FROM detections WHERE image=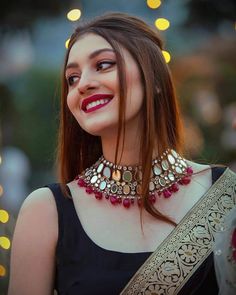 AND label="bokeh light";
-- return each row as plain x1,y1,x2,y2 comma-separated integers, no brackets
0,265,6,277
0,236,11,250
0,155,2,165
0,210,9,223
147,0,161,9
162,50,171,63
65,38,70,49
0,185,3,196
67,9,81,21
155,18,170,30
